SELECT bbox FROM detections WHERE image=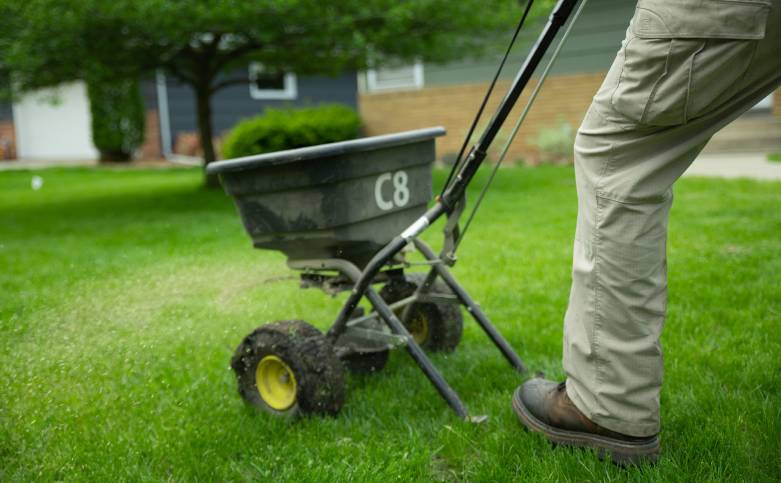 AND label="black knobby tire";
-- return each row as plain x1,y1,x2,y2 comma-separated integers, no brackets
379,273,463,352
341,349,390,375
230,320,346,416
